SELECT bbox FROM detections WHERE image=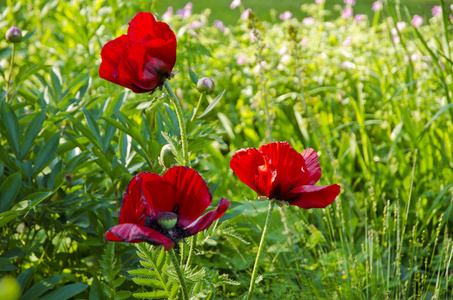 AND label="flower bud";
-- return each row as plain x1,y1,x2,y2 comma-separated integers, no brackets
197,77,215,94
159,144,177,169
157,212,178,229
5,26,22,43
